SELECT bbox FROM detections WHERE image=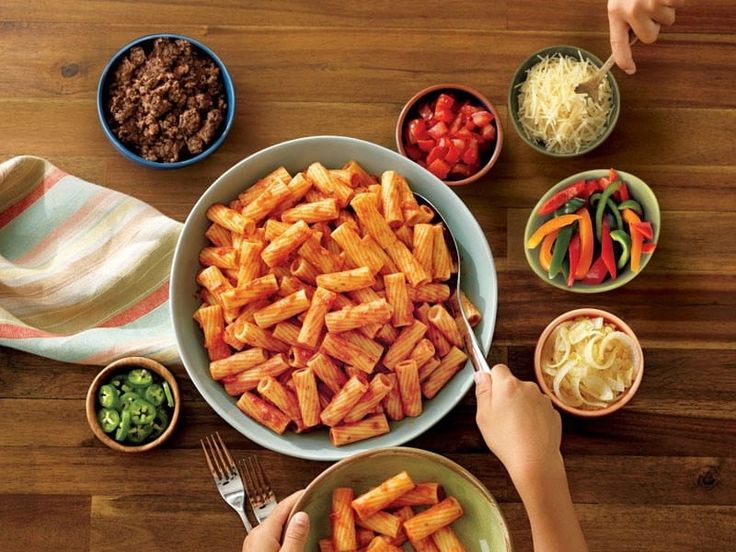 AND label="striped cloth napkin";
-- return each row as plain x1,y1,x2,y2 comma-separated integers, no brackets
0,156,182,365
